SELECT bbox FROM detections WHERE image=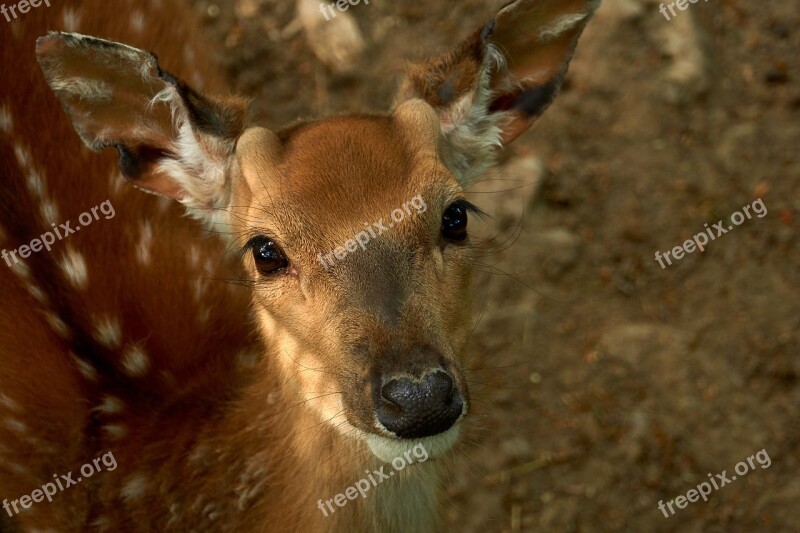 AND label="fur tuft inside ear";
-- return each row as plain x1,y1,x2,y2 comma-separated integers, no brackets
396,0,600,185
36,32,248,232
